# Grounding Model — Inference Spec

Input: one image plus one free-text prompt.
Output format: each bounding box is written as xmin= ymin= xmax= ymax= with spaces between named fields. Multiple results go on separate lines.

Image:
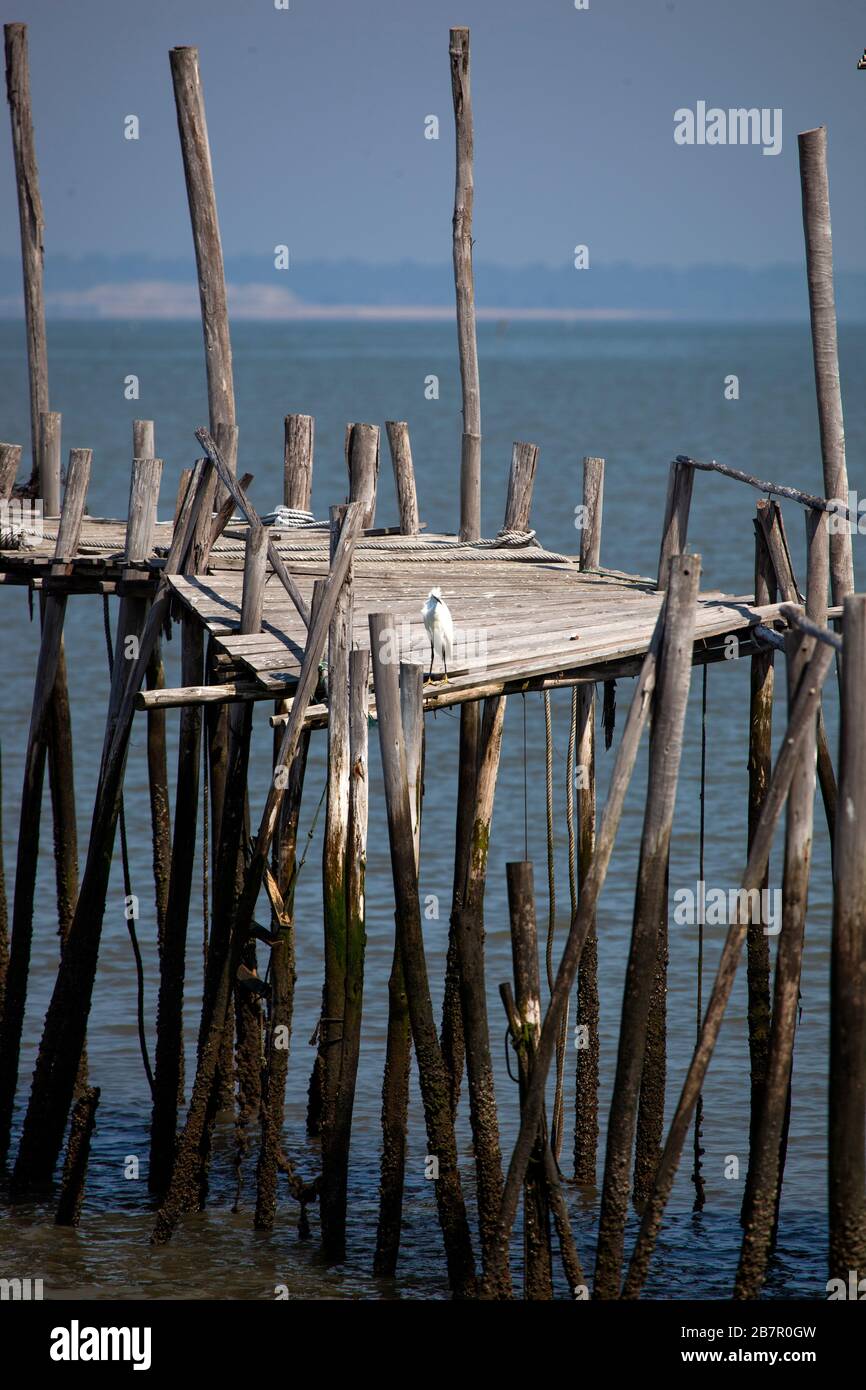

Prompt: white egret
xmin=422 ymin=587 xmax=453 ymax=682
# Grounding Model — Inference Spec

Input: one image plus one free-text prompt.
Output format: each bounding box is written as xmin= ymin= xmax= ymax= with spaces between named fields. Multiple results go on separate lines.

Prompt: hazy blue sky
xmin=2 ymin=0 xmax=865 ymax=269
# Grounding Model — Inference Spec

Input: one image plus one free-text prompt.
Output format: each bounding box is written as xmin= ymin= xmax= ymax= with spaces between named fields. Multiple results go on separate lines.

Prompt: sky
xmin=1 ymin=0 xmax=866 ymax=271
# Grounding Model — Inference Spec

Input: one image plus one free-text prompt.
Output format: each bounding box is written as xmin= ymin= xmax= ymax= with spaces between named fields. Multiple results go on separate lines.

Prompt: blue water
xmin=1 ymin=318 xmax=861 ymax=1299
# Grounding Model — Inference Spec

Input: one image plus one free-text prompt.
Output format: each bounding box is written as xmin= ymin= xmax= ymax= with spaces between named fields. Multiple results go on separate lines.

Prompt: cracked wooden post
xmin=506 ymin=861 xmax=552 ymax=1299
xmin=320 ymin=505 xmax=354 ymax=1259
xmin=798 ymin=126 xmax=854 ymax=609
xmin=594 ymin=553 xmax=701 ymax=1299
xmin=0 ymin=447 xmax=91 ymax=1166
xmin=345 ymin=424 xmax=379 ymax=530
xmin=574 ymin=455 xmax=603 ymax=1184
xmin=170 ymin=46 xmax=236 ymax=482
xmin=0 ymin=442 xmax=22 ymax=499
xmin=369 ymin=610 xmax=477 ymax=1298
xmin=657 ymin=459 xmax=694 ymax=588
xmin=13 ymin=456 xmax=215 ymax=1191
xmin=374 ymin=660 xmax=422 ymax=1275
xmin=829 ymin=594 xmax=866 ymax=1282
xmin=386 ymin=422 xmax=420 ymax=536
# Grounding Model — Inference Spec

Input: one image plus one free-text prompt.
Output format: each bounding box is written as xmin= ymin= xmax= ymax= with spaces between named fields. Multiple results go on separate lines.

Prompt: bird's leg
xmin=443 ymin=654 xmax=449 ymax=684
xmin=429 ymin=641 xmax=435 ymax=682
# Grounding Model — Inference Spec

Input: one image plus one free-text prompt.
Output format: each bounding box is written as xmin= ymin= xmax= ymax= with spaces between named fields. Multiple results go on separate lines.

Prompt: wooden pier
xmin=1 ymin=19 xmax=864 ymax=1303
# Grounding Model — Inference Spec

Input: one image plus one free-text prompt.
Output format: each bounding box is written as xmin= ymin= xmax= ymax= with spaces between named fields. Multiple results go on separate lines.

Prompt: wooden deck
xmin=0 ymin=519 xmax=786 ymax=701
xmin=169 ymin=528 xmax=783 ymax=697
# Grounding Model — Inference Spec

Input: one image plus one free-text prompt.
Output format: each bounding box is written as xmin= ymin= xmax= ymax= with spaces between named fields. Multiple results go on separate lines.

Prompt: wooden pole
xmin=385 ymin=422 xmax=420 ymax=536
xmin=4 ymin=23 xmax=47 ymax=489
xmin=0 ymin=442 xmax=22 ymax=499
xmin=284 ymin=414 xmax=314 ymax=510
xmin=374 ymin=660 xmax=422 ymax=1275
xmin=135 ymin=422 xmax=172 ymax=945
xmin=149 ymin=469 xmax=216 ymax=1195
xmin=623 ymin=637 xmax=836 ymax=1298
xmin=345 ymin=423 xmax=379 ymax=530
xmin=13 ymin=456 xmax=216 ymax=1191
xmin=369 ymin=610 xmax=477 ymax=1297
xmin=320 ymin=505 xmax=354 ymax=1258
xmin=740 ymin=512 xmax=776 ymax=1225
xmin=503 ymin=443 xmax=539 ymax=533
xmin=38 ymin=411 xmax=61 ymax=517
xmin=329 ymin=647 xmax=370 ymax=1247
xmin=828 ymin=593 xmax=866 ymax=1280
xmin=657 ymin=459 xmax=694 ymax=587
xmin=574 ymin=456 xmax=603 ymax=1184
xmin=488 ymin=606 xmax=668 ymax=1295
xmin=253 ymin=416 xmax=316 ymax=1225
xmin=450 ymin=26 xmax=481 ymax=542
xmin=170 ymin=48 xmax=236 ymax=473
xmin=735 ymin=627 xmax=817 ymax=1297
xmin=231 ymin=524 xmax=269 ymax=1157
xmin=594 ymin=553 xmax=701 ymax=1299
xmin=455 ymin=694 xmax=508 ymax=1292
xmin=54 ymin=1085 xmax=100 ymax=1227
xmin=0 ymin=448 xmax=91 ymax=1165
xmin=798 ymin=126 xmax=854 ymax=606
xmin=756 ymin=499 xmax=837 ymax=849
xmin=506 ymin=861 xmax=553 ymax=1299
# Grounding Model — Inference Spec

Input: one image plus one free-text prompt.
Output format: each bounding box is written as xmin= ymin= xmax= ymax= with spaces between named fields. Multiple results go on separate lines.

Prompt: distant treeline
xmin=2 ymin=254 xmax=866 ymax=320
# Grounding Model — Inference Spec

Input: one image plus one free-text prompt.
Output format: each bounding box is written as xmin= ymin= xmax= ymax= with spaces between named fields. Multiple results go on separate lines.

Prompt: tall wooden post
xmin=150 ymin=467 xmax=216 ymax=1194
xmin=798 ymin=127 xmax=854 ymax=606
xmin=595 ymin=554 xmax=700 ymax=1299
xmin=740 ymin=512 xmax=776 ymax=1225
xmin=450 ymin=26 xmax=481 ymax=542
xmin=320 ymin=505 xmax=354 ymax=1258
xmin=506 ymin=861 xmax=553 ymax=1299
xmin=829 ymin=594 xmax=866 ymax=1280
xmin=374 ymin=661 xmax=422 ymax=1275
xmin=4 ymin=23 xmax=48 ymax=489
xmin=735 ymin=621 xmax=818 ymax=1298
xmin=574 ymin=456 xmax=604 ymax=1184
xmin=369 ymin=610 xmax=476 ymax=1297
xmin=170 ymin=47 xmax=236 ymax=474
